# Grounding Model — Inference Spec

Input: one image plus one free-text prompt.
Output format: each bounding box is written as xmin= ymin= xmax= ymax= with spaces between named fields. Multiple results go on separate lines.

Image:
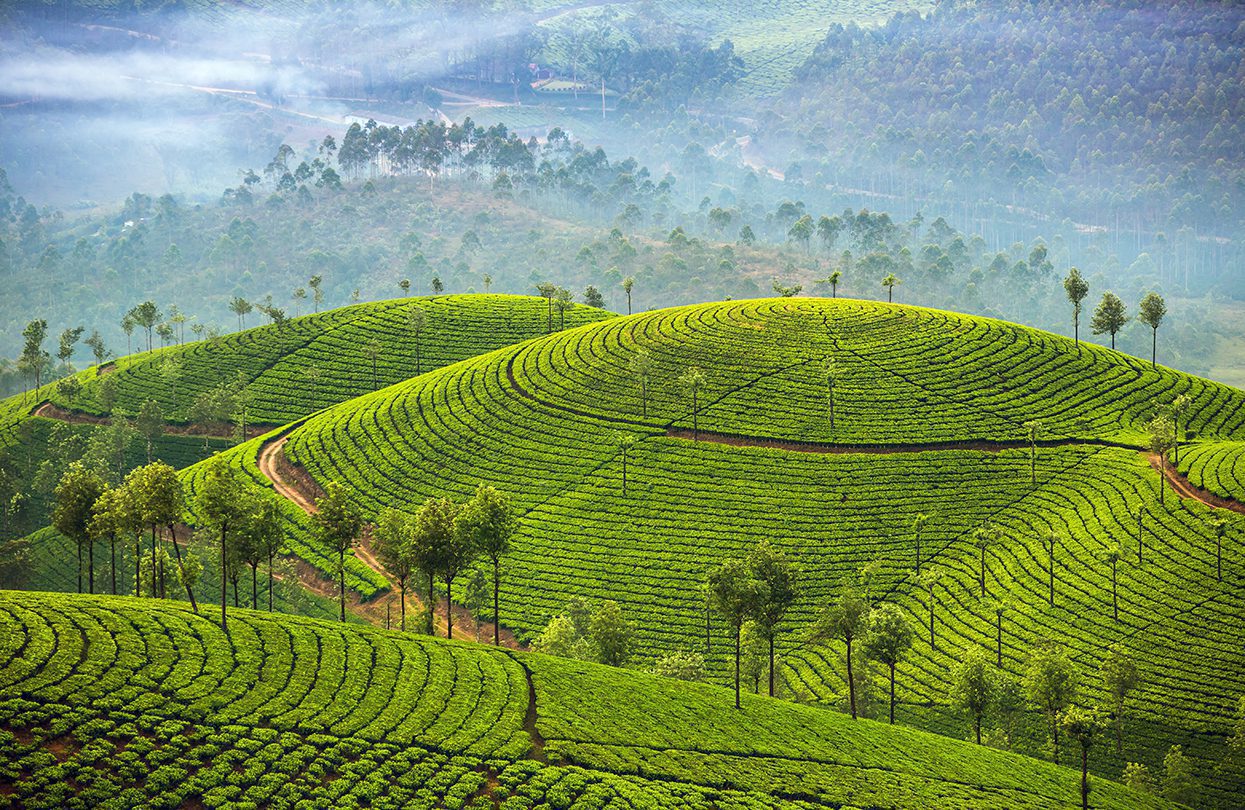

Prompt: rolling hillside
xmin=2 ymin=295 xmax=611 ymax=607
xmin=0 ymin=591 xmax=1172 ymax=809
xmin=266 ymin=298 xmax=1245 ymax=803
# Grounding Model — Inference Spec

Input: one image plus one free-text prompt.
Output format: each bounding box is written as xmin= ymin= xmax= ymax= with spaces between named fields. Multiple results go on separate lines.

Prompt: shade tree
xmin=863 ymin=602 xmax=914 ymax=724
xmin=312 ymin=481 xmax=364 ymax=623
xmin=1063 ymin=268 xmax=1089 ymax=346
xmin=815 ymin=585 xmax=870 ymax=719
xmin=950 ymin=646 xmax=993 ymax=744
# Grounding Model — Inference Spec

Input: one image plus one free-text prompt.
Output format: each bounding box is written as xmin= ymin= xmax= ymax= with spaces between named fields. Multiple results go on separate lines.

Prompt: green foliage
xmin=0 ymin=591 xmax=1173 ymax=810
xmin=277 ymin=298 xmax=1245 ymax=800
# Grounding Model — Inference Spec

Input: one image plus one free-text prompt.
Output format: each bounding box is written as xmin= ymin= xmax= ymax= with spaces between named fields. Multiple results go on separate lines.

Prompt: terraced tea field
xmin=31 ymin=293 xmax=612 ymax=429
xmin=273 ymin=298 xmax=1245 ymax=802
xmin=0 ymin=591 xmax=1172 ymax=809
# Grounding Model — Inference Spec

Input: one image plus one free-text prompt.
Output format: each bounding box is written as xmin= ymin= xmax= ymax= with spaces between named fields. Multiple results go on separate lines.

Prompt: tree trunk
xmin=768 ymin=633 xmax=775 ymax=697
xmin=168 ymin=524 xmax=198 ymax=613
xmin=338 ymin=548 xmax=346 ymax=622
xmin=232 ymin=574 xmax=238 ymax=608
xmin=136 ymin=536 xmax=141 ymax=597
xmin=928 ymin=592 xmax=935 ymax=650
xmin=980 ymin=548 xmax=986 ymax=598
xmin=1080 ymin=746 xmax=1089 ymax=810
xmin=150 ymin=526 xmax=157 ymax=598
xmin=888 ymin=662 xmax=896 ymax=724
xmin=77 ymin=539 xmax=82 ymax=594
xmin=733 ymin=623 xmax=741 ymax=710
xmin=110 ymin=536 xmax=117 ymax=595
xmin=268 ymin=552 xmax=274 ymax=612
xmin=88 ymin=539 xmax=94 ymax=594
xmin=1049 ymin=545 xmax=1055 ymax=605
xmin=446 ymin=576 xmax=454 ymax=640
xmin=251 ymin=564 xmax=258 ymax=609
xmin=492 ymin=558 xmax=500 ymax=645
xmin=846 ymin=637 xmax=857 ymax=719
xmin=1053 ymin=717 xmax=1060 ymax=764
xmin=1151 ymin=328 xmax=1157 ymax=369
xmin=705 ymin=596 xmax=711 ymax=653
xmin=400 ymin=579 xmax=407 ymax=631
xmin=975 ymin=715 xmax=981 ymax=745
xmin=220 ymin=523 xmax=228 ymax=629
xmin=692 ymin=390 xmax=699 ymax=441
xmin=997 ymin=615 xmax=1002 ymax=666
xmin=427 ymin=570 xmax=435 ymax=635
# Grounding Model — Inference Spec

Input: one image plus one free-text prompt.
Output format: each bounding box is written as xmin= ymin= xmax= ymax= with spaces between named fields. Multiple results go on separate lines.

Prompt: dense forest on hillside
xmin=763 ymin=0 xmax=1244 ymax=293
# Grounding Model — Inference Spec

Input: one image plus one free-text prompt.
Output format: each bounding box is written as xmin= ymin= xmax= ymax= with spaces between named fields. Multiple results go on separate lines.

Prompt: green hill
xmin=0 ymin=590 xmax=1172 ymax=809
xmin=0 ymin=294 xmax=612 ymax=539
xmin=2 ymin=295 xmax=611 ymax=611
xmin=271 ymin=298 xmax=1245 ymax=803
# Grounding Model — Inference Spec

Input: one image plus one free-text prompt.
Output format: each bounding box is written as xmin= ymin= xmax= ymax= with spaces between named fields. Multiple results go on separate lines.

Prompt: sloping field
xmin=24 ymin=294 xmax=611 ymax=430
xmin=277 ymin=298 xmax=1245 ymax=802
xmin=0 ymin=591 xmax=1172 ymax=809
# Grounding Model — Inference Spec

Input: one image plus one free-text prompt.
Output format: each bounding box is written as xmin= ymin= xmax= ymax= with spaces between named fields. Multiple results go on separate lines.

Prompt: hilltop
xmin=0 ymin=294 xmax=611 ymax=596
xmin=263 ymin=298 xmax=1245 ymax=802
xmin=0 ymin=591 xmax=1171 ymax=809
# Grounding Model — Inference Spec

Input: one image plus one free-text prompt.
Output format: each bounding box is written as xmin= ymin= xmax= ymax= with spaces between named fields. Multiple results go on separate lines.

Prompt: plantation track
xmin=32 ymin=400 xmax=278 ymax=439
xmin=258 ymin=426 xmax=521 ymax=646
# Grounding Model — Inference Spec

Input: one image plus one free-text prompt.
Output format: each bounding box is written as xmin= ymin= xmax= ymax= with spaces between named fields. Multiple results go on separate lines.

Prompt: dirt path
xmin=1147 ymin=453 xmax=1245 ymax=515
xmin=32 ymin=401 xmax=276 ymax=440
xmin=666 ymin=427 xmax=1122 ymax=455
xmin=256 ymin=429 xmax=521 ymax=646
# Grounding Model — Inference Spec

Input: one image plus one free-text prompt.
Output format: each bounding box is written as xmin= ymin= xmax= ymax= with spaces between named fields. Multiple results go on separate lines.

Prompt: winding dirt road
xmin=256 ymin=428 xmax=520 ymax=645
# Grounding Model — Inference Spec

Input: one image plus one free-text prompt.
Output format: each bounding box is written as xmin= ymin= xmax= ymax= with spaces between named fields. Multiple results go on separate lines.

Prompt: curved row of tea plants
xmin=0 ymin=591 xmax=1171 ymax=809
xmin=279 ymin=298 xmax=1245 ymax=803
xmin=1178 ymin=440 xmax=1245 ymax=504
xmin=37 ymin=294 xmax=611 ymax=428
xmin=505 ymin=299 xmax=1245 ymax=445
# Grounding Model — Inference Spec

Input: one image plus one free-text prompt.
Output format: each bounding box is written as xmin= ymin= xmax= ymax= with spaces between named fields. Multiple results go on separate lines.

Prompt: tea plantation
xmin=275 ymin=298 xmax=1245 ymax=803
xmin=25 ymin=293 xmax=612 ymax=430
xmin=0 ymin=591 xmax=1173 ymax=809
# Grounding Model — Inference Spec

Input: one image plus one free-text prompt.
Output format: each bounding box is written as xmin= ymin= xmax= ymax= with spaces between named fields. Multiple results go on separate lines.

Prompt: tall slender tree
xmin=1060 ymin=706 xmax=1106 ymax=810
xmin=917 ymin=566 xmax=942 ymax=649
xmin=52 ymin=462 xmax=106 ymax=594
xmin=881 ymin=273 xmax=900 ymax=303
xmin=312 ymin=481 xmax=363 ymax=623
xmin=375 ymin=508 xmax=415 ymax=631
xmin=454 ymin=485 xmax=515 ymax=645
xmin=1147 ymin=415 xmax=1176 ymax=504
xmin=950 ymin=646 xmax=993 ymax=744
xmin=622 ymin=276 xmax=635 ymax=315
xmin=1024 ymin=642 xmax=1079 ymax=764
xmin=629 ymin=349 xmax=653 ymax=419
xmin=749 ymin=540 xmax=798 ymax=697
xmin=1138 ymin=292 xmax=1167 ymax=369
xmin=1063 ymin=268 xmax=1089 ymax=346
xmin=1023 ymin=420 xmax=1043 ymax=485
xmin=913 ymin=513 xmax=929 ymax=573
xmin=679 ymin=366 xmax=707 ymax=441
xmin=1099 ymin=643 xmax=1139 ymax=754
xmin=816 ymin=585 xmax=870 ymax=719
xmin=707 ymin=557 xmax=762 ymax=709
xmin=411 ymin=496 xmax=456 ymax=635
xmin=1090 ymin=292 xmax=1128 ymax=349
xmin=864 ymin=603 xmax=914 ymax=724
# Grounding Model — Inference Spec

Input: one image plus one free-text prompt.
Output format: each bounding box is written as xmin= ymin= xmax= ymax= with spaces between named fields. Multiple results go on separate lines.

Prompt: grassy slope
xmin=3 ymin=295 xmax=612 ymax=597
xmin=281 ymin=297 xmax=1245 ymax=803
xmin=0 ymin=591 xmax=1171 ymax=809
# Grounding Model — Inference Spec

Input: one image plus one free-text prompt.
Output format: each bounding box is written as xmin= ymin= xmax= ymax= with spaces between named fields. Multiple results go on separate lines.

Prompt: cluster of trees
xmin=367 ymin=485 xmax=515 ymax=642
xmin=52 ymin=454 xmax=288 ymax=626
xmin=705 ymin=541 xmax=798 ymax=708
xmin=784 ymin=1 xmax=1245 ymax=263
xmin=1063 ymin=269 xmax=1168 ymax=364
xmin=530 ymin=597 xmax=635 ymax=668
